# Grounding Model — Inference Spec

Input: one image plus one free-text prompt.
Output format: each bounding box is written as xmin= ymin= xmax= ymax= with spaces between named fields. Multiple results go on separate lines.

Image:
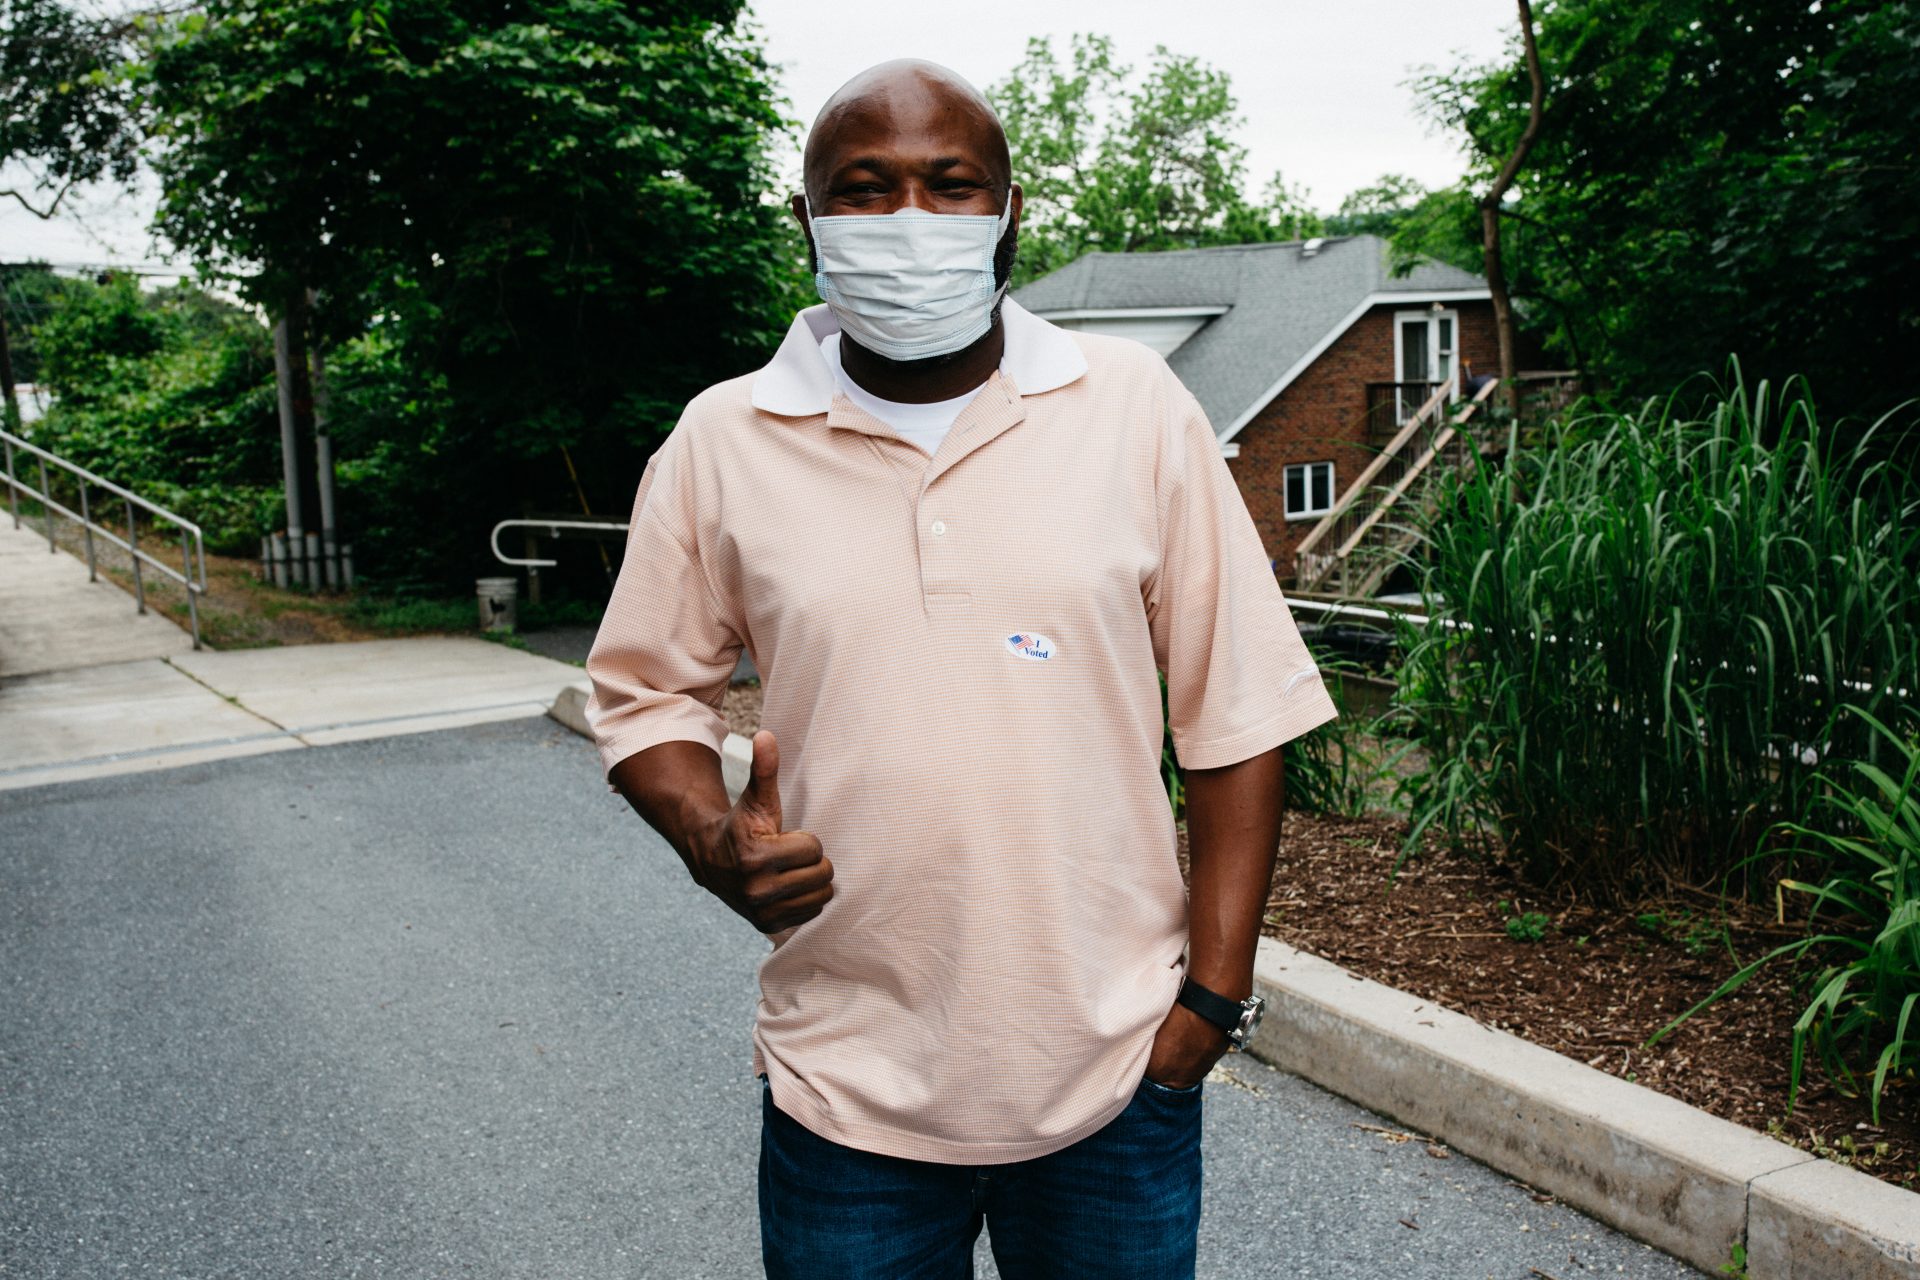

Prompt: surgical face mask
xmin=806 ymin=192 xmax=1014 ymax=363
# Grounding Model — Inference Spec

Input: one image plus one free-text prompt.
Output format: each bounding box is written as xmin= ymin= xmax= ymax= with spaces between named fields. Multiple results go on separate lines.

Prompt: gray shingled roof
xmin=1011 ymin=234 xmax=1487 ymax=436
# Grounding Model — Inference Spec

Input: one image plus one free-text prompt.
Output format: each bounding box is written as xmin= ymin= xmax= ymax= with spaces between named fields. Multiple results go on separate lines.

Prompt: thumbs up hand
xmin=691 ymin=730 xmax=834 ymax=934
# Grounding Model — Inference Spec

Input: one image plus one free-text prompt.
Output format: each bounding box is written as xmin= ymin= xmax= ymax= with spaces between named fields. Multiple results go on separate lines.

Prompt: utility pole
xmin=270 ymin=284 xmax=320 ymax=584
xmin=307 ymin=287 xmax=341 ymax=587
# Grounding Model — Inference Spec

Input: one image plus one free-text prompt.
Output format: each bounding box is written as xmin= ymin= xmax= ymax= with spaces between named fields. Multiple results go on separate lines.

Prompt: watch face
xmin=1234 ymin=996 xmax=1265 ymax=1046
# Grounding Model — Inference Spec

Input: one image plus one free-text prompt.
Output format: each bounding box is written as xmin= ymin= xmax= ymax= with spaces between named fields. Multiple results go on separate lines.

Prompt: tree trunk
xmin=1482 ymin=205 xmax=1520 ymax=414
xmin=1480 ymin=0 xmax=1545 ymax=415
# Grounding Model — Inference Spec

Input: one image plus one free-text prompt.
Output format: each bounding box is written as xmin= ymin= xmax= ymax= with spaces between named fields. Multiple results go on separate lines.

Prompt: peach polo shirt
xmin=583 ymin=297 xmax=1338 ymax=1164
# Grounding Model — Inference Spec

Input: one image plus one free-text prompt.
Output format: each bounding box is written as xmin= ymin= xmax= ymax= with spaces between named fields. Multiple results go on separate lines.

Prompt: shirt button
xmin=931 ymin=520 xmax=947 ymax=537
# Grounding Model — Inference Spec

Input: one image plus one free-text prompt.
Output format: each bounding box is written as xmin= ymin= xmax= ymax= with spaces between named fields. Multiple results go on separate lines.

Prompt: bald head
xmin=800 ymin=59 xmax=1013 ymax=212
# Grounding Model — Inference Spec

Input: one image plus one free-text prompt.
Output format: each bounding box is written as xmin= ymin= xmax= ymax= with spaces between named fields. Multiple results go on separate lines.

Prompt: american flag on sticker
xmin=1005 ymin=632 xmax=1055 ymax=660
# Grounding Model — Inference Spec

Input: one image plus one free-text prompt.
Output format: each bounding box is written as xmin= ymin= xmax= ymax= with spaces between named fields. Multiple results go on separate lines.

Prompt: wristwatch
xmin=1176 ymin=976 xmax=1265 ymax=1052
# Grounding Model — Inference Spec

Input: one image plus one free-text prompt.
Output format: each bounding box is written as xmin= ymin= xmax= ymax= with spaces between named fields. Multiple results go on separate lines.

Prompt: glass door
xmin=1396 ymin=310 xmax=1458 ymax=422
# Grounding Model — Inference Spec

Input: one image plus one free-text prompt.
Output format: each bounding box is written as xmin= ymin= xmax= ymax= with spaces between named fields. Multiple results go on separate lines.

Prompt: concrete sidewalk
xmin=0 ymin=522 xmax=584 ymax=789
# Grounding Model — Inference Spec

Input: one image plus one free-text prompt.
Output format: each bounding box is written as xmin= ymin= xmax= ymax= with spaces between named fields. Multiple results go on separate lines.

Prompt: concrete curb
xmin=548 ymin=681 xmax=751 ymax=799
xmin=544 ymin=684 xmax=1918 ymax=1277
xmin=1249 ymin=936 xmax=1920 ymax=1278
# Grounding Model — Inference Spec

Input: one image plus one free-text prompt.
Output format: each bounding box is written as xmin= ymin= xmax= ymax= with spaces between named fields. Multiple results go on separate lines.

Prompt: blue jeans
xmin=757 ymin=1071 xmax=1204 ymax=1279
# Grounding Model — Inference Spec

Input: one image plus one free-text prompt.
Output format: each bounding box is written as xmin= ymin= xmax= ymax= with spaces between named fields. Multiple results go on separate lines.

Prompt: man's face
xmin=793 ymin=69 xmax=1021 ymax=285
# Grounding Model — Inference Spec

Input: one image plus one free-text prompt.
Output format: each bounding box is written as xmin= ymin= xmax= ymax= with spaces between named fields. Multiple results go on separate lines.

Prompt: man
xmin=584 ymin=59 xmax=1336 ymax=1279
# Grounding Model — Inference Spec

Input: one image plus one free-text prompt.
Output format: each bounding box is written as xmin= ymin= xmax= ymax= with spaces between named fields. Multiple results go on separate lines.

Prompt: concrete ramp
xmin=0 ymin=520 xmax=192 ymax=677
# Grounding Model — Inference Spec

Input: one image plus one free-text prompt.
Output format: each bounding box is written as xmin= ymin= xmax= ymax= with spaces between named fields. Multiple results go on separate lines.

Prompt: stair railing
xmin=1293 ymin=377 xmax=1499 ymax=597
xmin=2 ymin=427 xmax=208 ymax=648
xmin=1293 ymin=380 xmax=1454 ymax=592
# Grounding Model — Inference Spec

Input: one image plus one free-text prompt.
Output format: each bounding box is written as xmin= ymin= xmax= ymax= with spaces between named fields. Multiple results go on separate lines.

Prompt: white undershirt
xmin=820 ymin=333 xmax=987 ymax=457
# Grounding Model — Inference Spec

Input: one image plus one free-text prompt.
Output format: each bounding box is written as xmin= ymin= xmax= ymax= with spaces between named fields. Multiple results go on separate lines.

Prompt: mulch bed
xmin=1178 ymin=813 xmax=1917 ymax=1191
xmin=728 ymin=679 xmax=1916 ymax=1190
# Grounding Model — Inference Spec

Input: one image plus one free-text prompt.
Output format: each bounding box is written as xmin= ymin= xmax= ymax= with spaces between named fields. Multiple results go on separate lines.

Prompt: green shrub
xmin=21 ymin=275 xmax=284 ymax=555
xmin=1393 ymin=364 xmax=1919 ymax=898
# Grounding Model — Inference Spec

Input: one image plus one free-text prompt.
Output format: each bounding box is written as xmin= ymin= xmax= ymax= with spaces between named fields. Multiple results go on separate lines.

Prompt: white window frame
xmin=1393 ymin=308 xmax=1460 ymax=395
xmin=1283 ymin=461 xmax=1336 ymax=521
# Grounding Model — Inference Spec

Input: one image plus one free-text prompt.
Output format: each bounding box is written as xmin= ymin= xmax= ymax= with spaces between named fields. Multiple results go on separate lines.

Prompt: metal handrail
xmin=1293 ymin=377 xmax=1501 ymax=597
xmin=1293 ymin=379 xmax=1455 ymax=572
xmin=1 ymin=427 xmax=208 ymax=648
xmin=489 ymin=518 xmax=628 ymax=568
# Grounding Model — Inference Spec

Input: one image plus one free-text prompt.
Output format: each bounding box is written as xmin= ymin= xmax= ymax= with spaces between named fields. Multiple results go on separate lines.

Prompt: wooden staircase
xmin=1292 ymin=377 xmax=1501 ymax=598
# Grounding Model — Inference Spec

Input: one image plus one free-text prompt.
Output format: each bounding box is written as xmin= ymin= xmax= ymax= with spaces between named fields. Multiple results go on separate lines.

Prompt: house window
xmin=1284 ymin=461 xmax=1335 ymax=520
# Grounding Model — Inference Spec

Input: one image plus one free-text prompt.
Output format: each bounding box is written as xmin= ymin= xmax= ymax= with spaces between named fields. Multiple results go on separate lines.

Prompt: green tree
xmin=990 ymin=34 xmax=1321 ymax=286
xmin=0 ymin=0 xmax=144 ymax=429
xmin=29 ymin=273 xmax=284 ymax=551
xmin=1323 ymin=174 xmax=1428 ymax=238
xmin=1404 ymin=0 xmax=1920 ymax=419
xmin=0 ymin=0 xmax=142 ymax=218
xmin=137 ymin=0 xmax=805 ymax=585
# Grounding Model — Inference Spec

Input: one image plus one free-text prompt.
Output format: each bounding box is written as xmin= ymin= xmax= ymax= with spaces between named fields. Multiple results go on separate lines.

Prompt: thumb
xmin=738 ymin=729 xmax=783 ymax=831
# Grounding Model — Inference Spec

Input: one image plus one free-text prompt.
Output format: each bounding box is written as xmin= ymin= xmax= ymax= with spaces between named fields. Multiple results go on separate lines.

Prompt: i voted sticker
xmin=1005 ymin=632 xmax=1055 ymax=661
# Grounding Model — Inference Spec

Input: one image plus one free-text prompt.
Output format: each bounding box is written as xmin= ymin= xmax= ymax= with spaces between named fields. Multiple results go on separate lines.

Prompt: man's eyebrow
xmin=830 ymin=155 xmax=896 ymax=179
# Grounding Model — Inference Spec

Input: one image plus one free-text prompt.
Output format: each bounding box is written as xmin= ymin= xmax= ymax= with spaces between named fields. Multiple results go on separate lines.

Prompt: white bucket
xmin=476 ymin=576 xmax=519 ymax=632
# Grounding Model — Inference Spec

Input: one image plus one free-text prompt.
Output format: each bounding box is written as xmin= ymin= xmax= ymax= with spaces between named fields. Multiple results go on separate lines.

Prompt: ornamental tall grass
xmin=1393 ymin=366 xmax=1919 ymax=899
xmin=1652 ymin=707 xmax=1920 ymax=1123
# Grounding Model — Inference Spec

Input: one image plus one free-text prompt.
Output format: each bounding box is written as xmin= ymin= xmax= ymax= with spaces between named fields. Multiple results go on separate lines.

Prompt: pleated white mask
xmin=807 ymin=193 xmax=1014 ymax=362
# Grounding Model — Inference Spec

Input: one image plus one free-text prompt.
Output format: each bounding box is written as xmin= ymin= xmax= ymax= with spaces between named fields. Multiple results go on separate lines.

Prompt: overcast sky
xmin=1 ymin=0 xmax=1520 ymax=278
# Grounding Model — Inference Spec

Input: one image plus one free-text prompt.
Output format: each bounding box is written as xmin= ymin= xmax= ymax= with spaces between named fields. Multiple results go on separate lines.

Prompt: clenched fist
xmin=689 ymin=730 xmax=834 ymax=933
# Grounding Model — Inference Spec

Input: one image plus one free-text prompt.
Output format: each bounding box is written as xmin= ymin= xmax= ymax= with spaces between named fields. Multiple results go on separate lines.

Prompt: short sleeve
xmin=583 ymin=431 xmax=743 ymax=792
xmin=1146 ymin=375 xmax=1338 ymax=770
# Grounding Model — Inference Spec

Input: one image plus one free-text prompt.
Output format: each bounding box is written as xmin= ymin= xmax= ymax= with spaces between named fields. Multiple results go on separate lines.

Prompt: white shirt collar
xmin=749 ymin=296 xmax=1089 ymax=417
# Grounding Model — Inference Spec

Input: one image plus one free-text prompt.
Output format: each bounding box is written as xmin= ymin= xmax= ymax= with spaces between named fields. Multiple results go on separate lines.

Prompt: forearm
xmin=1181 ymin=744 xmax=1286 ymax=1000
xmin=609 ymin=739 xmax=733 ymax=883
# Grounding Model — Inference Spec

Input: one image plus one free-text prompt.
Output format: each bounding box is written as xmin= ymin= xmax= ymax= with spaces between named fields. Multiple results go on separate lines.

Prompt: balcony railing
xmin=1364 ymin=381 xmax=1448 ymax=439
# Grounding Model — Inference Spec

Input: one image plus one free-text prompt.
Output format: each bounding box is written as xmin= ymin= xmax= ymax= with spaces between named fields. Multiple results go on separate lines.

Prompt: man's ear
xmin=791 ymin=192 xmax=816 ymax=273
xmin=993 ymin=183 xmax=1022 ymax=292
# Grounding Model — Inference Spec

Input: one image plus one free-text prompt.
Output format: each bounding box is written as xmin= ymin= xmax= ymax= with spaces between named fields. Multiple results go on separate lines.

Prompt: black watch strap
xmin=1176 ymin=976 xmax=1244 ymax=1037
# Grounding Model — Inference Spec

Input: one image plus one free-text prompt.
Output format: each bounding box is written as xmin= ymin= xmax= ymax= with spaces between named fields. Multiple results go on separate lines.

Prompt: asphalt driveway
xmin=0 ymin=716 xmax=1702 ymax=1278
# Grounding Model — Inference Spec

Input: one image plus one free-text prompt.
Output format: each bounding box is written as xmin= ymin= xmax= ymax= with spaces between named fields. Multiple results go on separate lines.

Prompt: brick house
xmin=1012 ymin=234 xmax=1536 ymax=574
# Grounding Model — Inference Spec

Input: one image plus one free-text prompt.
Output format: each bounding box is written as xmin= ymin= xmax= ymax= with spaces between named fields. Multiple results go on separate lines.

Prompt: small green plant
xmin=1637 ymin=908 xmax=1722 ymax=957
xmin=1495 ymin=899 xmax=1552 ymax=942
xmin=1505 ymin=911 xmax=1552 ymax=943
xmin=1720 ymin=1240 xmax=1748 ymax=1278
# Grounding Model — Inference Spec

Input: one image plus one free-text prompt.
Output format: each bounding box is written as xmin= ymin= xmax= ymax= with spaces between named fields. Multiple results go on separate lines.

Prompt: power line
xmin=1 ymin=258 xmax=198 ymax=278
